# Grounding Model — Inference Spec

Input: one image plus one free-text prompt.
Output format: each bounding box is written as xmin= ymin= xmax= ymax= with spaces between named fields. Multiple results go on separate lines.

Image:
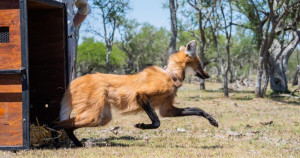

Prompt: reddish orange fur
xmin=56 ymin=41 xmax=208 ymax=130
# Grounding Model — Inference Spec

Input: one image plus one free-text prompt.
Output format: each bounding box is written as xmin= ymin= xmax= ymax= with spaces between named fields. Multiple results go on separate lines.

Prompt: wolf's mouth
xmin=195 ymin=71 xmax=210 ymax=79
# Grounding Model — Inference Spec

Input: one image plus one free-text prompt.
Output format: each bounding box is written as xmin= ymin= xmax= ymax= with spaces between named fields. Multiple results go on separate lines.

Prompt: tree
xmin=233 ymin=0 xmax=300 ymax=97
xmin=184 ymin=0 xmax=215 ymax=90
xmin=92 ymin=0 xmax=130 ymax=73
xmin=220 ymin=0 xmax=234 ymax=83
xmin=74 ymin=24 xmax=82 ymax=79
xmin=210 ymin=10 xmax=228 ymax=96
xmin=118 ymin=22 xmax=170 ymax=74
xmin=76 ymin=37 xmax=126 ymax=76
xmin=168 ymin=0 xmax=179 ymax=55
xmin=209 ymin=0 xmax=233 ymax=97
xmin=269 ymin=30 xmax=300 ymax=92
xmin=230 ymin=28 xmax=258 ymax=80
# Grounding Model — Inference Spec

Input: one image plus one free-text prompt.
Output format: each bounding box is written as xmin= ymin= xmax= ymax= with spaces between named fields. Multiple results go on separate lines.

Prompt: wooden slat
xmin=0 ymin=74 xmax=22 ymax=93
xmin=0 ymin=102 xmax=23 ymax=146
xmin=0 ymin=0 xmax=19 ymax=10
xmin=0 ymin=74 xmax=22 ymax=146
xmin=0 ymin=9 xmax=21 ymax=70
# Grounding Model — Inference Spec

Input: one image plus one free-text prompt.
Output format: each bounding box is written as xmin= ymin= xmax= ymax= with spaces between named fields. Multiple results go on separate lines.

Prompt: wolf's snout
xmin=195 ymin=70 xmax=210 ymax=79
xmin=205 ymin=74 xmax=210 ymax=78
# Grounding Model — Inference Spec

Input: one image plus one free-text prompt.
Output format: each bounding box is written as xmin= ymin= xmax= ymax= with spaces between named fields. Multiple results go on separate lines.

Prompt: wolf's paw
xmin=134 ymin=123 xmax=145 ymax=129
xmin=208 ymin=116 xmax=219 ymax=127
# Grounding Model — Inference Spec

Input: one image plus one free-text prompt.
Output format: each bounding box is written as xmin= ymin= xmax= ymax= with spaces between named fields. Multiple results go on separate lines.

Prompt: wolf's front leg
xmin=181 ymin=107 xmax=218 ymax=127
xmin=160 ymin=106 xmax=218 ymax=127
xmin=135 ymin=94 xmax=160 ymax=129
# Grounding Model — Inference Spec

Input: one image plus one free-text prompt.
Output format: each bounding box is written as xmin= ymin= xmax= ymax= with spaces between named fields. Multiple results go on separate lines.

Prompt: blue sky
xmin=79 ymin=0 xmax=170 ymax=43
xmin=127 ymin=0 xmax=170 ymax=29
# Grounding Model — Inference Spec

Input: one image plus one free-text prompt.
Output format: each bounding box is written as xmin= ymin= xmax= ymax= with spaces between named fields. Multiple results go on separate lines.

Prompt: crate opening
xmin=27 ymin=1 xmax=67 ymax=125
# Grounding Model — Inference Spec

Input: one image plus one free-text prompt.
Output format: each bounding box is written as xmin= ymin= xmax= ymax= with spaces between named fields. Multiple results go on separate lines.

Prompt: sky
xmin=79 ymin=0 xmax=170 ymax=43
xmin=127 ymin=0 xmax=170 ymax=29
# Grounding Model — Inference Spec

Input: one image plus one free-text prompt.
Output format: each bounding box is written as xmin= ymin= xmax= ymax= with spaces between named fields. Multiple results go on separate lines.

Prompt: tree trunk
xmin=106 ymin=46 xmax=112 ymax=73
xmin=199 ymin=46 xmax=206 ymax=89
xmin=125 ymin=59 xmax=134 ymax=74
xmin=269 ymin=61 xmax=288 ymax=92
xmin=73 ymin=24 xmax=81 ymax=79
xmin=198 ymin=11 xmax=206 ymax=90
xmin=212 ymin=28 xmax=228 ymax=97
xmin=229 ymin=67 xmax=234 ymax=83
xmin=292 ymin=65 xmax=300 ymax=85
xmin=168 ymin=0 xmax=177 ymax=55
xmin=269 ymin=30 xmax=300 ymax=93
xmin=216 ymin=66 xmax=221 ymax=82
xmin=298 ymin=73 xmax=300 ymax=90
xmin=255 ymin=55 xmax=265 ymax=97
xmin=255 ymin=25 xmax=269 ymax=98
xmin=262 ymin=62 xmax=270 ymax=95
xmin=225 ymin=42 xmax=233 ymax=86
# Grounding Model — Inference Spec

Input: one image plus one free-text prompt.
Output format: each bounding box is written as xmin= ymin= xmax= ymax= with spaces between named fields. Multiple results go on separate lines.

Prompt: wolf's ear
xmin=179 ymin=46 xmax=186 ymax=51
xmin=185 ymin=40 xmax=197 ymax=57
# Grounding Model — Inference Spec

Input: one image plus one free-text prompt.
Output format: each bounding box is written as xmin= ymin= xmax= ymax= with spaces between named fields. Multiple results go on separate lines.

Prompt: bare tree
xmin=209 ymin=0 xmax=233 ymax=97
xmin=92 ymin=0 xmax=130 ymax=73
xmin=186 ymin=0 xmax=215 ymax=90
xmin=169 ymin=0 xmax=179 ymax=55
xmin=210 ymin=15 xmax=228 ymax=96
xmin=220 ymin=0 xmax=233 ymax=84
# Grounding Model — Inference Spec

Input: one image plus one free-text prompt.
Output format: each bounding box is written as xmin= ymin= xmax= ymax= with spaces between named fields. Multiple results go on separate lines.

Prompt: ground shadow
xmin=81 ymin=135 xmax=145 ymax=148
xmin=201 ymin=144 xmax=223 ymax=149
xmin=231 ymin=96 xmax=254 ymax=101
xmin=32 ymin=135 xmax=225 ymax=150
xmin=205 ymin=89 xmax=255 ymax=94
xmin=269 ymin=97 xmax=300 ymax=106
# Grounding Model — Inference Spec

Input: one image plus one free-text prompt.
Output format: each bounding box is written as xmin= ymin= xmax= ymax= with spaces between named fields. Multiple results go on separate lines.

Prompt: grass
xmin=1 ymin=82 xmax=300 ymax=158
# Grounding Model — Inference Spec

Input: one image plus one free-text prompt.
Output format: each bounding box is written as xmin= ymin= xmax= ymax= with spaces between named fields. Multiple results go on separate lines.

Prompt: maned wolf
xmin=54 ymin=40 xmax=218 ymax=147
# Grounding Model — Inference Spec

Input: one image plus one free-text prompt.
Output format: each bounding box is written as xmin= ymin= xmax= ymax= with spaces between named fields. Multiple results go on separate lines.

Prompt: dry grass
xmin=1 ymin=82 xmax=300 ymax=158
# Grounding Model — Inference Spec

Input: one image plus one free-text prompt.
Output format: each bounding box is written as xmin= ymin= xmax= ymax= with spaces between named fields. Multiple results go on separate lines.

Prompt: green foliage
xmin=177 ymin=30 xmax=193 ymax=49
xmin=230 ymin=28 xmax=258 ymax=79
xmin=117 ymin=21 xmax=170 ymax=74
xmin=76 ymin=37 xmax=126 ymax=75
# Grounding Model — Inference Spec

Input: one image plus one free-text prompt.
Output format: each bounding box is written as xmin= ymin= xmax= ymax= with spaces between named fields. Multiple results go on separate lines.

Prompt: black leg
xmin=135 ymin=95 xmax=160 ymax=129
xmin=51 ymin=130 xmax=59 ymax=148
xmin=177 ymin=107 xmax=218 ymax=127
xmin=65 ymin=129 xmax=83 ymax=147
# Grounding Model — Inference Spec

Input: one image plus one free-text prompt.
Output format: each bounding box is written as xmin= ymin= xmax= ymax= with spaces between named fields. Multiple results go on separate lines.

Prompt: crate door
xmin=0 ymin=9 xmax=25 ymax=148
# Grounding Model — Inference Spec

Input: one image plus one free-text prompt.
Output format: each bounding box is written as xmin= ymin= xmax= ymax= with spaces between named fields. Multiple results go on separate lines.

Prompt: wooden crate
xmin=0 ymin=0 xmax=67 ymax=150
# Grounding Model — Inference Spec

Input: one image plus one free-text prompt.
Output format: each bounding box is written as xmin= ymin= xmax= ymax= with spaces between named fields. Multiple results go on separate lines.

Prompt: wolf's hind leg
xmin=65 ymin=128 xmax=83 ymax=147
xmin=135 ymin=94 xmax=160 ymax=129
xmin=160 ymin=106 xmax=218 ymax=127
xmin=52 ymin=118 xmax=83 ymax=147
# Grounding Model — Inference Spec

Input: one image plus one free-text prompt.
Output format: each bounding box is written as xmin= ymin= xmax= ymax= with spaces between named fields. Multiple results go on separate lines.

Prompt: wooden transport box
xmin=0 ymin=0 xmax=68 ymax=150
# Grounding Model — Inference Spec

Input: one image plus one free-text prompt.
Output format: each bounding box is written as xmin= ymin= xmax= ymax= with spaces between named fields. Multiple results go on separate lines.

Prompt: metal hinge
xmin=0 ymin=67 xmax=26 ymax=80
xmin=0 ymin=67 xmax=25 ymax=74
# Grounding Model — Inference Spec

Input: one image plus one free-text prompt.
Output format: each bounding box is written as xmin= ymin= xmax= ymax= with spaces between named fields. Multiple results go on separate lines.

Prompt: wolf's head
xmin=178 ymin=40 xmax=210 ymax=79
